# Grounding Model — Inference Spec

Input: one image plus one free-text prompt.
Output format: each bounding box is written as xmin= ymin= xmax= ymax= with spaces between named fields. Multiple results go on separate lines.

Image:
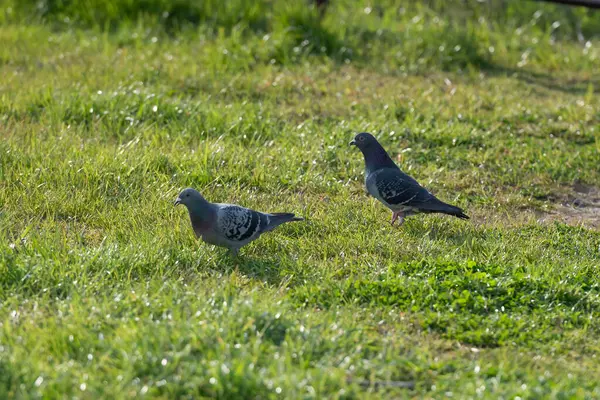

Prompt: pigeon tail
xmin=430 ymin=203 xmax=470 ymax=220
xmin=443 ymin=206 xmax=470 ymax=220
xmin=418 ymin=199 xmax=469 ymax=220
xmin=260 ymin=212 xmax=303 ymax=233
xmin=269 ymin=213 xmax=304 ymax=223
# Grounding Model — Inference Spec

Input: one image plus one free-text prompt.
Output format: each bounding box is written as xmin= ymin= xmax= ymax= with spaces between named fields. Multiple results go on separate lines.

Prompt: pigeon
xmin=350 ymin=132 xmax=469 ymax=226
xmin=174 ymin=188 xmax=303 ymax=255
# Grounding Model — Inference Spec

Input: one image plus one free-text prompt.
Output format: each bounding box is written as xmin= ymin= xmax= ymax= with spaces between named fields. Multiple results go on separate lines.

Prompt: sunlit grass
xmin=1 ymin=0 xmax=600 ymax=398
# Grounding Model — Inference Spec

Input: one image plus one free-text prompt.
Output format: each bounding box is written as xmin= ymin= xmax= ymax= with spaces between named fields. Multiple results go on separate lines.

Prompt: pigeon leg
xmin=229 ymin=247 xmax=239 ymax=257
xmin=396 ymin=213 xmax=405 ymax=226
xmin=391 ymin=211 xmax=405 ymax=226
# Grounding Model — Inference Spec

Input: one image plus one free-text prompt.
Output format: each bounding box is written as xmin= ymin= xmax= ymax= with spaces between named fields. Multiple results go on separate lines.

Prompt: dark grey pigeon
xmin=174 ymin=188 xmax=303 ymax=255
xmin=350 ymin=132 xmax=469 ymax=226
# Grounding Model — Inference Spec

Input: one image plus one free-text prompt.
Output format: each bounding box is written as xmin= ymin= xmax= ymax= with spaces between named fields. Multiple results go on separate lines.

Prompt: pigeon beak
xmin=349 ymin=139 xmax=357 ymax=146
xmin=174 ymin=198 xmax=182 ymax=206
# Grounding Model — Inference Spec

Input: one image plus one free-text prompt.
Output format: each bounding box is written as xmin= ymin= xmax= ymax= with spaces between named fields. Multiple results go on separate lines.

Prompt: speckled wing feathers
xmin=217 ymin=205 xmax=269 ymax=243
xmin=373 ymin=168 xmax=433 ymax=207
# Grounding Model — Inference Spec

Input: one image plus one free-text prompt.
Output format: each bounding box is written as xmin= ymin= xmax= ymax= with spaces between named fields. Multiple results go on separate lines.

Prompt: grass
xmin=1 ymin=0 xmax=600 ymax=397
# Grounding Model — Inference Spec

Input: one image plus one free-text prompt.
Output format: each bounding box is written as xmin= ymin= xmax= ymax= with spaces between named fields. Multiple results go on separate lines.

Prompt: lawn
xmin=1 ymin=0 xmax=600 ymax=398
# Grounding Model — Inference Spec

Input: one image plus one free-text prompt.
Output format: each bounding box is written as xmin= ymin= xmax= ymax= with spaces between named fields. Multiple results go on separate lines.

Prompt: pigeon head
xmin=349 ymin=132 xmax=378 ymax=150
xmin=174 ymin=188 xmax=206 ymax=208
xmin=350 ymin=132 xmax=397 ymax=171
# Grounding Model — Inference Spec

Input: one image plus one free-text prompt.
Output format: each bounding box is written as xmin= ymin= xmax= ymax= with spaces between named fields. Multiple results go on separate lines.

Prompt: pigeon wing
xmin=373 ymin=168 xmax=434 ymax=207
xmin=215 ymin=205 xmax=270 ymax=243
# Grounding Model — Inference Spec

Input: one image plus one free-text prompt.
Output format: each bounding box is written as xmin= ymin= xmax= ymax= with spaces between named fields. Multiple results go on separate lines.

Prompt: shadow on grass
xmin=404 ymin=220 xmax=482 ymax=247
xmin=211 ymin=252 xmax=288 ymax=286
xmin=484 ymin=64 xmax=600 ymax=95
xmin=17 ymin=0 xmax=271 ymax=33
xmin=347 ymin=25 xmax=494 ymax=72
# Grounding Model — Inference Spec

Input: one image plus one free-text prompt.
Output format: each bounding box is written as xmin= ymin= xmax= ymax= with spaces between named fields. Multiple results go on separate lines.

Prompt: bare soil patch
xmin=537 ymin=183 xmax=600 ymax=229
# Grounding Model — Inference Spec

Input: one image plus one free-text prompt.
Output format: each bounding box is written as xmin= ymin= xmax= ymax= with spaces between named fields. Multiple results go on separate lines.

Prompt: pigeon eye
xmin=359 ymin=136 xmax=365 ymax=141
